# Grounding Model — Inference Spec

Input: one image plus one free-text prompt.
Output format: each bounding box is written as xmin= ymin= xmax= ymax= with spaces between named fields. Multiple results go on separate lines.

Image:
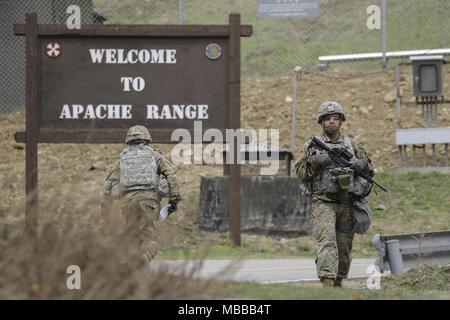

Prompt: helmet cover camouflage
xmin=317 ymin=101 xmax=346 ymax=123
xmin=126 ymin=125 xmax=152 ymax=144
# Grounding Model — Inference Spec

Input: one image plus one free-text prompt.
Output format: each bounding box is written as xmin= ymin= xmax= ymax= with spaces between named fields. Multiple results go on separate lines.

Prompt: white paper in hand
xmin=159 ymin=204 xmax=171 ymax=222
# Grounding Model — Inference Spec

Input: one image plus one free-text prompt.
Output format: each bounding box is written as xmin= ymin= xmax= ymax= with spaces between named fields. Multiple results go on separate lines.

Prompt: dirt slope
xmin=1 ymin=67 xmax=449 ymax=236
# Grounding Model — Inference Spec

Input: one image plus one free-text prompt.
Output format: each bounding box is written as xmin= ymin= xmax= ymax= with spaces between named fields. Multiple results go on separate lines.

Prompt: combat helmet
xmin=317 ymin=101 xmax=346 ymax=123
xmin=125 ymin=125 xmax=152 ymax=144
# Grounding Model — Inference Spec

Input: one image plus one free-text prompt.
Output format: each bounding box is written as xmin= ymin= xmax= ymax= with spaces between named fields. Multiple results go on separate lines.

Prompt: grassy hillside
xmin=93 ymin=0 xmax=450 ymax=75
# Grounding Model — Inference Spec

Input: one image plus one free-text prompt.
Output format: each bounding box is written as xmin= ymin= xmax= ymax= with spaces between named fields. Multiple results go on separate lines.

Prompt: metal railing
xmin=318 ymin=48 xmax=450 ymax=69
xmin=373 ymin=230 xmax=450 ymax=274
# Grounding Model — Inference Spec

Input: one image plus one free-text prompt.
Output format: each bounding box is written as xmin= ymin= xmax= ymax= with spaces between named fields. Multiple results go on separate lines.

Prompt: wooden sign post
xmin=15 ymin=13 xmax=251 ymax=245
xmin=229 ymin=14 xmax=241 ymax=247
xmin=24 ymin=13 xmax=39 ymax=237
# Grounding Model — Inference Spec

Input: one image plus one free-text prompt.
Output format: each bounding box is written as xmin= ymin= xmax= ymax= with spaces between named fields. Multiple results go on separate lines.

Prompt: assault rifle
xmin=309 ymin=136 xmax=387 ymax=192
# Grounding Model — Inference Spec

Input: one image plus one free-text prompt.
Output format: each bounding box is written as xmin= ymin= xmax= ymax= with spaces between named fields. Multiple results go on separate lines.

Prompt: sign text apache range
xmin=59 ymin=104 xmax=209 ymax=120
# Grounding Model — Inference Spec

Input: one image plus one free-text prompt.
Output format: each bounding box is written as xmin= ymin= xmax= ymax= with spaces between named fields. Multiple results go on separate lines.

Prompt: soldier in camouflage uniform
xmin=295 ymin=102 xmax=374 ymax=288
xmin=102 ymin=125 xmax=182 ymax=267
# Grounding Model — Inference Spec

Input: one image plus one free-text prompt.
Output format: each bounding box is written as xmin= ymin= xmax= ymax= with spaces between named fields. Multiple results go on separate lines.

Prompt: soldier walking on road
xmin=295 ymin=102 xmax=374 ymax=288
xmin=102 ymin=125 xmax=182 ymax=267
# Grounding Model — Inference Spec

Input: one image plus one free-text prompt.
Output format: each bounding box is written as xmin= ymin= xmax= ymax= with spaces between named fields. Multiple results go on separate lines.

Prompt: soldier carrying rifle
xmin=295 ymin=101 xmax=385 ymax=288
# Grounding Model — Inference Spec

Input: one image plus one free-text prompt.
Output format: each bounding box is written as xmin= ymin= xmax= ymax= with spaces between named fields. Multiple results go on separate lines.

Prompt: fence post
xmin=381 ymin=0 xmax=387 ymax=69
xmin=229 ymin=13 xmax=241 ymax=247
xmin=396 ymin=63 xmax=401 ymax=126
xmin=290 ymin=69 xmax=298 ymax=176
xmin=179 ymin=0 xmax=183 ymax=24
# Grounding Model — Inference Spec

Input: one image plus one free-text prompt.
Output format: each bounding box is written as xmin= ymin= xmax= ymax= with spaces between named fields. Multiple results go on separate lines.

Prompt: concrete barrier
xmin=198 ymin=176 xmax=313 ymax=236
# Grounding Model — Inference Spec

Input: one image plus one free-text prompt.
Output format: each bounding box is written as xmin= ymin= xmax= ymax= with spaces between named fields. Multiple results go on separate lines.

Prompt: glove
xmin=351 ymin=159 xmax=368 ymax=174
xmin=312 ymin=152 xmax=331 ymax=168
xmin=168 ymin=201 xmax=177 ymax=215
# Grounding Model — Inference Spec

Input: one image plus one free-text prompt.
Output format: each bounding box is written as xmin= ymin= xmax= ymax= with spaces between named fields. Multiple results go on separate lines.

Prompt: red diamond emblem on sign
xmin=46 ymin=42 xmax=61 ymax=58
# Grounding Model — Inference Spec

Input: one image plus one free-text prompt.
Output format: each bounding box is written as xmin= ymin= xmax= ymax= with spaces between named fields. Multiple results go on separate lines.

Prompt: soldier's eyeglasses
xmin=323 ymin=115 xmax=341 ymax=121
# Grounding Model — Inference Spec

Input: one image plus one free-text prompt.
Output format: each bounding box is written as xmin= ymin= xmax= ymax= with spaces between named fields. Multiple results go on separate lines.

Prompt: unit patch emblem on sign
xmin=46 ymin=42 xmax=61 ymax=58
xmin=205 ymin=43 xmax=222 ymax=60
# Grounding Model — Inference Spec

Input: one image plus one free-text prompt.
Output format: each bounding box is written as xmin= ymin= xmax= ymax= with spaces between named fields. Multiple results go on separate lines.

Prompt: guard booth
xmin=395 ymin=55 xmax=450 ymax=167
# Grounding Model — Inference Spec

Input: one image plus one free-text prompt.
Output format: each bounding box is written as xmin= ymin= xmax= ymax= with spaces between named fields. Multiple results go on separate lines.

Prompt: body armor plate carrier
xmin=120 ymin=144 xmax=159 ymax=192
xmin=311 ymin=135 xmax=371 ymax=199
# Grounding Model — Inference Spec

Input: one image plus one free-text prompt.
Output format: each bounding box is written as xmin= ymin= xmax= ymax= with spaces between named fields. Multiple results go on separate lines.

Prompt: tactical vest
xmin=119 ymin=144 xmax=159 ymax=192
xmin=311 ymin=135 xmax=371 ymax=199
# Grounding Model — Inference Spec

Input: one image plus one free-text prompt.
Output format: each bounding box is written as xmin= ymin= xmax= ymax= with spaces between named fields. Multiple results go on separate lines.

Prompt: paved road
xmin=152 ymin=258 xmax=387 ymax=283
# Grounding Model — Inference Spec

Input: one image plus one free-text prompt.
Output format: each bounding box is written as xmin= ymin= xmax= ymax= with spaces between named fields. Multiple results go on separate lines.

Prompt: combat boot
xmin=334 ymin=277 xmax=343 ymax=288
xmin=320 ymin=277 xmax=335 ymax=288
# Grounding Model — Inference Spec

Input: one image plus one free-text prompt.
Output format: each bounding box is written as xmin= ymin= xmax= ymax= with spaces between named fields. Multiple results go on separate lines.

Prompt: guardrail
xmin=318 ymin=48 xmax=450 ymax=67
xmin=372 ymin=230 xmax=450 ymax=275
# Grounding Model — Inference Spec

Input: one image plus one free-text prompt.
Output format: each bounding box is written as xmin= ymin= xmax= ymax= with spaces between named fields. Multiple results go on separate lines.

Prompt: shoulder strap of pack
xmin=119 ymin=146 xmax=129 ymax=157
xmin=343 ymin=134 xmax=351 ymax=147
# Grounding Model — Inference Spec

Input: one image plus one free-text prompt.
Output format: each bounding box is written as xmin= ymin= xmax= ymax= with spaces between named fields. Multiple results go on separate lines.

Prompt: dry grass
xmin=382 ymin=264 xmax=450 ymax=292
xmin=0 ymin=209 xmax=230 ymax=299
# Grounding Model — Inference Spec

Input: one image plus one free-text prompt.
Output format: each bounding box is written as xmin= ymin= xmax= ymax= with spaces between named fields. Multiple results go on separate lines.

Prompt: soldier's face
xmin=322 ymin=113 xmax=341 ymax=134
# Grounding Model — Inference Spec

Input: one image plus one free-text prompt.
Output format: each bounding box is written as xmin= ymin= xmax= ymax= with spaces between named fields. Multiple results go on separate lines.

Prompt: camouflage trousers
xmin=121 ymin=192 xmax=161 ymax=267
xmin=312 ymin=200 xmax=355 ymax=280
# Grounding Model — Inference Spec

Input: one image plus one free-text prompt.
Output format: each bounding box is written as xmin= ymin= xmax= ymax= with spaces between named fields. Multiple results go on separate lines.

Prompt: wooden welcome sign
xmin=14 ymin=13 xmax=251 ymax=246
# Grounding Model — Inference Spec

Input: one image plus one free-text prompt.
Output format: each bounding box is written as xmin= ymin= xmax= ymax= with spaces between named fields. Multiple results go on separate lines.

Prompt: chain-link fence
xmin=385 ymin=0 xmax=450 ymax=67
xmin=1 ymin=0 xmax=95 ymax=113
xmin=1 ymin=0 xmax=449 ymax=113
xmin=92 ymin=0 xmax=449 ymax=74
